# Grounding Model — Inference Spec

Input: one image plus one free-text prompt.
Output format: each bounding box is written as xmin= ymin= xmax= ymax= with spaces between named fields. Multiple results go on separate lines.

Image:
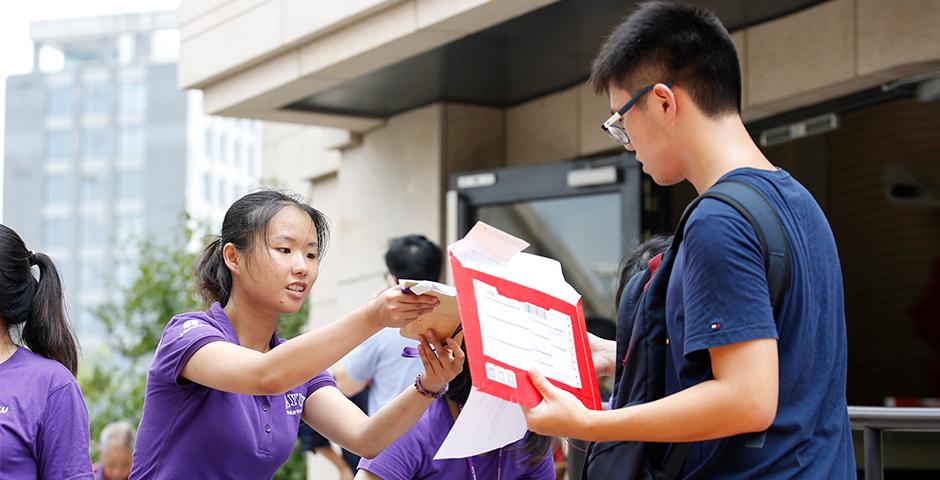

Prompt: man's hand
xmin=588 ymin=333 xmax=617 ymax=378
xmin=522 ymin=369 xmax=591 ymax=437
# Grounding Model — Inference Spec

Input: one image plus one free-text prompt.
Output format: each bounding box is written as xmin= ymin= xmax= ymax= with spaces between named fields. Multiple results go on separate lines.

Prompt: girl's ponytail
xmin=194 ymin=238 xmax=232 ymax=306
xmin=23 ymin=252 xmax=79 ymax=375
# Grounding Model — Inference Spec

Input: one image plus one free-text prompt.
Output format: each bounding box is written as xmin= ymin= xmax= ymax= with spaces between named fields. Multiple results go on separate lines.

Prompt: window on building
xmin=119 ymin=127 xmax=145 ymax=159
xmin=233 ymin=141 xmax=242 ymax=168
xmin=117 ymin=170 xmax=143 ymax=200
xmin=81 ymin=215 xmax=106 ymax=248
xmin=56 ymin=260 xmax=74 ymax=292
xmin=47 ymin=86 xmax=72 ymax=117
xmin=81 ymin=171 xmax=106 ymax=202
xmin=82 ymin=128 xmax=111 ymax=160
xmin=45 ymin=131 xmax=72 ymax=165
xmin=204 ymin=130 xmax=213 ymax=161
xmin=119 ymin=82 xmax=146 ymax=117
xmin=114 ymin=259 xmax=138 ymax=286
xmin=220 ymin=134 xmax=229 ymax=164
xmin=84 ymin=83 xmax=109 ymax=115
xmin=80 ymin=262 xmax=107 ymax=291
xmin=42 ymin=218 xmax=70 ymax=249
xmin=217 ymin=178 xmax=226 ymax=207
xmin=248 ymin=146 xmax=258 ymax=177
xmin=44 ymin=175 xmax=73 ymax=204
xmin=114 ymin=214 xmax=144 ymax=247
xmin=203 ymin=174 xmax=212 ymax=203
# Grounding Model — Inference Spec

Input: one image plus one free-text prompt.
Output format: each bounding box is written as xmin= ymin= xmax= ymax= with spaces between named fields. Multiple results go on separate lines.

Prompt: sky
xmin=0 ymin=0 xmax=180 ymax=222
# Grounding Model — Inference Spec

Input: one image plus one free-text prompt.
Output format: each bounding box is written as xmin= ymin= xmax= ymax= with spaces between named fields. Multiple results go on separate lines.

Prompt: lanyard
xmin=466 ymin=449 xmax=501 ymax=480
xmin=458 ymin=400 xmax=502 ymax=480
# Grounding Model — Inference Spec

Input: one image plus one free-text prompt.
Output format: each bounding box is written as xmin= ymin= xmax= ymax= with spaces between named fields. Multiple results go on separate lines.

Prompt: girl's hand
xmin=417 ymin=331 xmax=464 ymax=393
xmin=371 ymin=287 xmax=440 ymax=328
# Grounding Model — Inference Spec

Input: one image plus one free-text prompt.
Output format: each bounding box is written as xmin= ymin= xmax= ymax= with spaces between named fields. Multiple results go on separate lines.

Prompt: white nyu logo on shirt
xmin=179 ymin=319 xmax=209 ymax=337
xmin=0 ymin=405 xmax=9 ymax=414
xmin=285 ymin=393 xmax=306 ymax=416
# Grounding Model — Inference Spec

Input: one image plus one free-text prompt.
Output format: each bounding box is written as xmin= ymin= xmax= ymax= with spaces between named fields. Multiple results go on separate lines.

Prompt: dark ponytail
xmin=195 ymin=238 xmax=231 ymax=307
xmin=195 ymin=190 xmax=330 ymax=307
xmin=0 ymin=224 xmax=79 ymax=375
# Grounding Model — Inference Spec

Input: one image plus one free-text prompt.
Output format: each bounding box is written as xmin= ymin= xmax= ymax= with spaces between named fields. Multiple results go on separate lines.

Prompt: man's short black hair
xmin=385 ymin=234 xmax=442 ymax=281
xmin=590 ymin=1 xmax=741 ymax=117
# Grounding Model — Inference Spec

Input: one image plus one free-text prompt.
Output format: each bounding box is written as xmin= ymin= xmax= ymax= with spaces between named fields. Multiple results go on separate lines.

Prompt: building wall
xmin=332 ymin=104 xmax=443 ymax=317
xmin=825 ymin=98 xmax=940 ymax=405
xmin=2 ymin=75 xmax=46 ymax=254
xmin=3 ymin=60 xmax=190 ymax=346
xmin=143 ymin=63 xmax=188 ymax=246
xmin=186 ymin=93 xmax=263 ymax=235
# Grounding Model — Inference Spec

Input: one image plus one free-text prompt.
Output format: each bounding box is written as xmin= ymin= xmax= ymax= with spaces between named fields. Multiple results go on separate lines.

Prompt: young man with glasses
xmin=522 ymin=2 xmax=856 ymax=478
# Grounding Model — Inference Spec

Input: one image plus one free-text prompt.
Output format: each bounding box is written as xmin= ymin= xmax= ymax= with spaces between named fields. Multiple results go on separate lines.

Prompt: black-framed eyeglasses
xmin=601 ymin=83 xmax=672 ymax=145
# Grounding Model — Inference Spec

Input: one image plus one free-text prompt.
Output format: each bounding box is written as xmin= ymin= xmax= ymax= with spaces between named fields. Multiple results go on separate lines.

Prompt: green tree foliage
xmin=78 ymin=220 xmax=312 ymax=478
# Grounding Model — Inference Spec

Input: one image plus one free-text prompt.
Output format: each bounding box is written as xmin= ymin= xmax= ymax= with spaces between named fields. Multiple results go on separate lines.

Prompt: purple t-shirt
xmin=358 ymin=398 xmax=555 ymax=480
xmin=130 ymin=303 xmax=336 ymax=479
xmin=0 ymin=347 xmax=93 ymax=479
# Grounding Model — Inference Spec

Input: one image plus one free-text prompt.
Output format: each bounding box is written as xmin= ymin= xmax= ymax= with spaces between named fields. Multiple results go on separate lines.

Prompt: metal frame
xmin=848 ymin=406 xmax=940 ymax=480
xmin=449 ymin=152 xmax=642 ymax=240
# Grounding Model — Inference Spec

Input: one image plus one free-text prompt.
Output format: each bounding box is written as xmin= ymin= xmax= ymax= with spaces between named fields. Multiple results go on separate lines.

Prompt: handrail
xmin=847 ymin=406 xmax=940 ymax=480
xmin=848 ymin=406 xmax=940 ymax=430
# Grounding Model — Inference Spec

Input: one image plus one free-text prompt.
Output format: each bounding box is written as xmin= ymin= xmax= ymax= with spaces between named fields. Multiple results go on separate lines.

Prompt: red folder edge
xmin=450 ymin=251 xmax=602 ymax=410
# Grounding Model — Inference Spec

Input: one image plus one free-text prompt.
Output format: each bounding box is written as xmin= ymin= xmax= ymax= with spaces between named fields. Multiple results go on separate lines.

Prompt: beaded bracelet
xmin=414 ymin=374 xmax=448 ymax=399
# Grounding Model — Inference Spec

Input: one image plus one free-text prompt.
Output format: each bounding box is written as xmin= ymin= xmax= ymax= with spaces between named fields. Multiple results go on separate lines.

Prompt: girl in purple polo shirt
xmin=0 ymin=224 xmax=93 ymax=479
xmin=131 ymin=191 xmax=465 ymax=479
xmin=357 ymin=344 xmax=556 ymax=480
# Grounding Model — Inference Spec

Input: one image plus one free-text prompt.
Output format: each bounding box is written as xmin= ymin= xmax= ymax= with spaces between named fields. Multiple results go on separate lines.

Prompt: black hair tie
xmin=28 ymin=250 xmax=38 ymax=266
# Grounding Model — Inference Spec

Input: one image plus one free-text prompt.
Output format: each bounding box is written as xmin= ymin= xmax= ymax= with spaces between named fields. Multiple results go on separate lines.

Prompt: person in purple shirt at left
xmin=0 ymin=224 xmax=93 ymax=479
xmin=131 ymin=190 xmax=465 ymax=479
xmin=357 ymin=342 xmax=556 ymax=480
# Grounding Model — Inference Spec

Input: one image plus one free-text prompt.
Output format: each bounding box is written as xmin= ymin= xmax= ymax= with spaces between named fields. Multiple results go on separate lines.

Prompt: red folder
xmin=450 ymin=250 xmax=602 ymax=410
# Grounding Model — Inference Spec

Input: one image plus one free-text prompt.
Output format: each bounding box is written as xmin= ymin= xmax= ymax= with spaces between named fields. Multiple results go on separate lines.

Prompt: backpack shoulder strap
xmin=659 ymin=179 xmax=792 ymax=479
xmin=673 ymin=178 xmax=792 ymax=314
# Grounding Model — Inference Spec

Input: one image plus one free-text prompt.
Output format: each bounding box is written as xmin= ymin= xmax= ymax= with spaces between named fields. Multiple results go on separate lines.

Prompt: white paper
xmin=451 ymin=224 xmax=581 ymax=306
xmin=399 ymin=279 xmax=456 ymax=297
xmin=474 ymin=279 xmax=582 ymax=389
xmin=433 ymin=388 xmax=527 ymax=460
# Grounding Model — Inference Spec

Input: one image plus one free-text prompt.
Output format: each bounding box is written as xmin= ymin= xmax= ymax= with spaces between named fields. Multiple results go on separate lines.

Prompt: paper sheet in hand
xmin=433 ymin=387 xmax=527 ymax=460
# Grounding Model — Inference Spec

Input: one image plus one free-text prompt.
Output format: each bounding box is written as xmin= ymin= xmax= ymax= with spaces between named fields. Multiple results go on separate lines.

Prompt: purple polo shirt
xmin=130 ymin=303 xmax=336 ymax=479
xmin=358 ymin=397 xmax=555 ymax=480
xmin=0 ymin=347 xmax=93 ymax=479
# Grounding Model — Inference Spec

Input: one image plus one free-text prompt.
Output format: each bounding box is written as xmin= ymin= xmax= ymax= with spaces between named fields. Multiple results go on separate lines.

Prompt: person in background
xmin=0 ymin=224 xmax=93 ymax=479
xmin=356 ymin=341 xmax=555 ymax=480
xmin=298 ymin=423 xmax=355 ymax=480
xmin=332 ymin=234 xmax=444 ymax=471
xmin=94 ymin=421 xmax=135 ymax=480
xmin=333 ymin=234 xmax=444 ymax=415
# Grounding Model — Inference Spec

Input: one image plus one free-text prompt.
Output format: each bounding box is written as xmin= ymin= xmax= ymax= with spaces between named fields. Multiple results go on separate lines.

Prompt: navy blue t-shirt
xmin=665 ymin=168 xmax=856 ymax=478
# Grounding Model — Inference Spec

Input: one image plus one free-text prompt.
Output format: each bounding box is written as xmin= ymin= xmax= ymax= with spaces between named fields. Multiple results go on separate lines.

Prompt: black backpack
xmin=583 ymin=179 xmax=791 ymax=480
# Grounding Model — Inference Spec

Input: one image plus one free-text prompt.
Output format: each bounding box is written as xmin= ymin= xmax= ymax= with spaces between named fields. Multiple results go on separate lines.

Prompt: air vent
xmin=759 ymin=113 xmax=839 ymax=147
xmin=456 ymin=172 xmax=496 ymax=190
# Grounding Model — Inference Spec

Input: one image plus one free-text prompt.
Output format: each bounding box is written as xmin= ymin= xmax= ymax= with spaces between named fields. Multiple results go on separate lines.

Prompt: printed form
xmin=474 ymin=279 xmax=582 ymax=389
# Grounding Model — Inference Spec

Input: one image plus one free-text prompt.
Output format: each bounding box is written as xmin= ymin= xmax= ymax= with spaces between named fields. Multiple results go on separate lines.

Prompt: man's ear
xmin=222 ymin=242 xmax=240 ymax=275
xmin=653 ymin=83 xmax=677 ymax=124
